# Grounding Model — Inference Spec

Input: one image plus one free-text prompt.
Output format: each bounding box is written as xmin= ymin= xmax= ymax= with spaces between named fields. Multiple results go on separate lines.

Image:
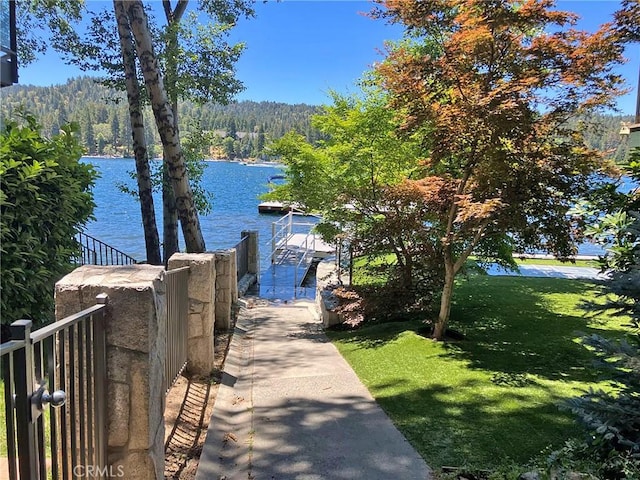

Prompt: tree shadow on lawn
xmin=376 ymin=378 xmax=582 ymax=469
xmin=446 ymin=276 xmax=627 ymax=384
xmin=328 ymin=317 xmax=419 ymax=349
xmin=333 ymin=276 xmax=623 ymax=384
xmin=328 ymin=276 xmax=628 ymax=470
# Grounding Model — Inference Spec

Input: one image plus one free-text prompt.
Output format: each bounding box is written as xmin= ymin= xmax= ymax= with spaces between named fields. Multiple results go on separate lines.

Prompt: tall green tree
xmin=157 ymin=0 xmax=251 ymax=260
xmin=110 ymin=113 xmax=120 ymax=148
xmin=373 ymin=0 xmax=628 ymax=340
xmin=268 ymin=90 xmax=435 ymax=291
xmin=82 ymin=112 xmax=95 ymax=154
xmin=254 ymin=124 xmax=266 ymax=155
xmin=223 ymin=136 xmax=235 ymax=159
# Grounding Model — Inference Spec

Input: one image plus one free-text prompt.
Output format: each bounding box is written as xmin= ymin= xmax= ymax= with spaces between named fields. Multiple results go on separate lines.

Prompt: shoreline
xmin=82 ymin=155 xmax=284 ymax=167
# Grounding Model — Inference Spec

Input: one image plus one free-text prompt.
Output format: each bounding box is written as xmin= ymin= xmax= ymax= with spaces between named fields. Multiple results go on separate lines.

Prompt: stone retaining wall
xmin=168 ymin=253 xmax=216 ymax=375
xmin=214 ymin=251 xmax=233 ymax=330
xmin=315 ymin=257 xmax=351 ymax=328
xmin=242 ymin=230 xmax=260 ymax=276
xmin=55 ymin=265 xmax=166 ymax=480
xmin=52 ymin=233 xmax=261 ymax=478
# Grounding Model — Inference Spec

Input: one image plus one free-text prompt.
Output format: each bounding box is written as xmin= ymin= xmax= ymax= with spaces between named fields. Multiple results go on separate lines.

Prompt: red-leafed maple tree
xmin=374 ymin=0 xmax=629 ymax=340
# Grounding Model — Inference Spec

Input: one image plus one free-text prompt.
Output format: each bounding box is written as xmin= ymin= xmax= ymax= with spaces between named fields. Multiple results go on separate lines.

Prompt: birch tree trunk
xmin=113 ymin=0 xmax=162 ymax=265
xmin=162 ymin=164 xmax=179 ymax=262
xmin=160 ymin=3 xmax=185 ymax=263
xmin=126 ymin=0 xmax=206 ymax=253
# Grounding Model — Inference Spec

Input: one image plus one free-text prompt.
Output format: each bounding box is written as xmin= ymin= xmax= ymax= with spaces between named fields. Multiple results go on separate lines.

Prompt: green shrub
xmin=557 ymin=147 xmax=640 ymax=478
xmin=0 ymin=112 xmax=97 ymax=325
xmin=557 ymin=334 xmax=640 ymax=478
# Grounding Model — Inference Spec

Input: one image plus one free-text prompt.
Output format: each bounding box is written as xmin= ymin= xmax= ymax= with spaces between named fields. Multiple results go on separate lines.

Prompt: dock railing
xmin=262 ymin=211 xmax=334 ymax=296
xmin=1 ymin=295 xmax=109 ymax=480
xmin=268 ymin=211 xmax=318 ymax=264
xmin=293 ymin=230 xmax=318 ymax=289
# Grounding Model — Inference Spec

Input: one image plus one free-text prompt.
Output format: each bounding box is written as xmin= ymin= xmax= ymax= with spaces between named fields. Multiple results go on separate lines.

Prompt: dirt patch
xmin=416 ymin=325 xmax=466 ymax=341
xmin=164 ymin=328 xmax=233 ymax=479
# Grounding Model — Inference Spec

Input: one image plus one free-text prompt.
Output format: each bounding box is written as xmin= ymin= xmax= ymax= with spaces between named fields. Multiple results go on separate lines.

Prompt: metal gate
xmin=1 ymin=294 xmax=109 ymax=480
xmin=165 ymin=267 xmax=189 ymax=394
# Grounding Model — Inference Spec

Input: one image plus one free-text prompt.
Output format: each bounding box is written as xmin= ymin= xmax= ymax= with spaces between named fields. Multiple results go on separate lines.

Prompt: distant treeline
xmin=0 ymin=76 xmax=634 ymax=161
xmin=0 ymin=76 xmax=325 ymax=159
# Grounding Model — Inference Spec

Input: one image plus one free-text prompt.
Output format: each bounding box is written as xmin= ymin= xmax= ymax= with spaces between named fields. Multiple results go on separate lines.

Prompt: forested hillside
xmin=572 ymin=114 xmax=636 ymax=162
xmin=0 ymin=77 xmax=325 ymax=159
xmin=0 ymin=76 xmax=634 ymax=161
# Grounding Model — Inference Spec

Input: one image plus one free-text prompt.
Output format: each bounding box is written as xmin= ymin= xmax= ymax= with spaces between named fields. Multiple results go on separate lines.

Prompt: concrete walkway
xmin=486 ymin=264 xmax=607 ymax=280
xmin=196 ymin=298 xmax=432 ymax=480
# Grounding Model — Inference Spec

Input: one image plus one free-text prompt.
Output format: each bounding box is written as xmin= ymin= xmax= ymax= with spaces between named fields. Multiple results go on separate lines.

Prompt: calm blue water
xmin=83 ymin=157 xmax=284 ymax=262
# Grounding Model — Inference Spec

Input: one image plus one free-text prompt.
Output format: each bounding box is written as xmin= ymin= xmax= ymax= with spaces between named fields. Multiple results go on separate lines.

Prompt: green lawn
xmin=328 ymin=276 xmax=628 ymax=471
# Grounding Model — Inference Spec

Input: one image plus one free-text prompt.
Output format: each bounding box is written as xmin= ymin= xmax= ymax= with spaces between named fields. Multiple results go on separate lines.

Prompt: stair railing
xmin=75 ymin=232 xmax=138 ymax=266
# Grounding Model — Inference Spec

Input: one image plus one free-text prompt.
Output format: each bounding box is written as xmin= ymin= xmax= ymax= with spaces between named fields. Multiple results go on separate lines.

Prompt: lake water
xmin=84 ymin=157 xmax=284 ymax=264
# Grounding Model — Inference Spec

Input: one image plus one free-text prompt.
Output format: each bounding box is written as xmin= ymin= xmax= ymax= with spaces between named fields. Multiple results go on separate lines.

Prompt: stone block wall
xmin=168 ymin=253 xmax=216 ymax=375
xmin=50 ymin=234 xmax=260 ymax=478
xmin=315 ymin=257 xmax=350 ymax=328
xmin=55 ymin=265 xmax=166 ymax=480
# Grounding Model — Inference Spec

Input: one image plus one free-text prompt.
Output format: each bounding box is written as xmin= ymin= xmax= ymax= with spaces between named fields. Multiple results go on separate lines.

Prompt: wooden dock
xmin=258 ymin=201 xmax=304 ymax=215
xmin=258 ymin=201 xmax=290 ymax=214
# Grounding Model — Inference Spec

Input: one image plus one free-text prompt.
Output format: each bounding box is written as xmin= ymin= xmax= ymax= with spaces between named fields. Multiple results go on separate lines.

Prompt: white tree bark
xmin=125 ymin=0 xmax=206 ymax=253
xmin=113 ymin=0 xmax=162 ymax=264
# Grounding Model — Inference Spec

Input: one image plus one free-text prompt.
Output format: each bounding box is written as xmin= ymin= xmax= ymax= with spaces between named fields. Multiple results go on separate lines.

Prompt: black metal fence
xmin=165 ymin=267 xmax=189 ymax=394
xmin=236 ymin=234 xmax=250 ymax=281
xmin=1 ymin=294 xmax=108 ymax=480
xmin=75 ymin=231 xmax=137 ymax=266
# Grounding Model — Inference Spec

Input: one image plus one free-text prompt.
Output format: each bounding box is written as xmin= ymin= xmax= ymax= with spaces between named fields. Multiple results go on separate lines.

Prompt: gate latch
xmin=32 ymin=384 xmax=66 ymax=411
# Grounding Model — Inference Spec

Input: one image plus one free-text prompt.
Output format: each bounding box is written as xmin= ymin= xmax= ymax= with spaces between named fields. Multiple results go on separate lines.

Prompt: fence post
xmin=94 ymin=293 xmax=109 ymax=471
xmin=242 ymin=230 xmax=260 ymax=275
xmin=10 ymin=320 xmax=40 ymax=480
xmin=229 ymin=248 xmax=238 ymax=304
xmin=271 ymin=222 xmax=277 ymax=264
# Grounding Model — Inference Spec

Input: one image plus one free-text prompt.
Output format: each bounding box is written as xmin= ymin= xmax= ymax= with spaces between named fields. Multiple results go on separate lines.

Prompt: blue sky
xmin=16 ymin=0 xmax=640 ymax=112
